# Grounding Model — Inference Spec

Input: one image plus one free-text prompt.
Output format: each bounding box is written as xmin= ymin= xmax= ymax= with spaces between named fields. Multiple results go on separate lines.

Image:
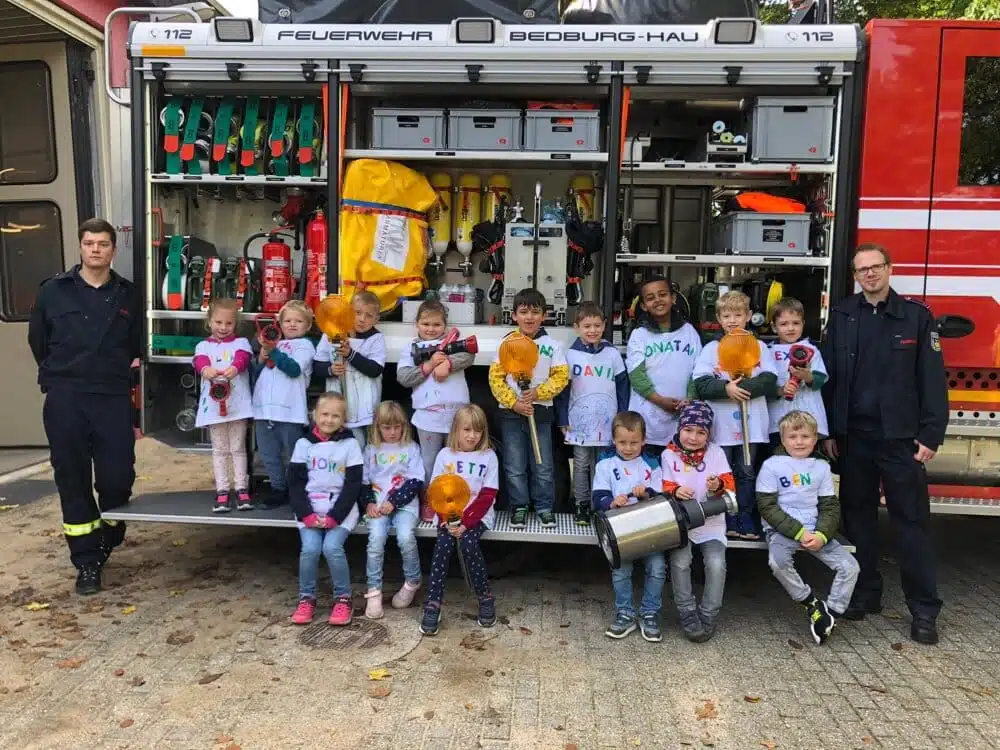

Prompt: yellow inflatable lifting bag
xmin=339 ymin=159 xmax=437 ymax=312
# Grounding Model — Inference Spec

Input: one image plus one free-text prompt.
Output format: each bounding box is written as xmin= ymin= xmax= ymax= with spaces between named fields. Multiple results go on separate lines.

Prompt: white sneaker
xmin=391 ymin=581 xmax=421 ymax=609
xmin=364 ymin=589 xmax=384 ymax=619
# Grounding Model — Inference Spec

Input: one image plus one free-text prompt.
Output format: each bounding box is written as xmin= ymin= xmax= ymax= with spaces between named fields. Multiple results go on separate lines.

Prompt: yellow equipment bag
xmin=339 ymin=159 xmax=437 ymax=312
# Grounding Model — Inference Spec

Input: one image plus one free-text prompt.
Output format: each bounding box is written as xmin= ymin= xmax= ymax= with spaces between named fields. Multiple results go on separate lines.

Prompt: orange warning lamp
xmin=717 ymin=328 xmax=760 ymax=464
xmin=315 ymin=294 xmax=354 ymax=341
xmin=498 ymin=333 xmax=543 ymax=465
xmin=427 ymin=473 xmax=472 ymax=525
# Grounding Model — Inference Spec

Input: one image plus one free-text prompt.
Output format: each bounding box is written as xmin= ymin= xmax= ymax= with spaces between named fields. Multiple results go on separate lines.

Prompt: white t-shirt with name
xmin=496 ymin=330 xmax=567 ymax=408
xmin=431 ymin=447 xmax=500 ymax=529
xmin=660 ymin=443 xmax=732 ymax=545
xmin=398 ymin=335 xmax=471 ymax=435
xmin=627 ymin=323 xmax=702 ymax=446
xmin=692 ymin=339 xmax=776 ymax=447
xmin=194 ymin=337 xmax=254 ymax=427
xmin=316 ymin=330 xmax=387 ymax=428
xmin=252 ymin=337 xmax=315 ymax=425
xmin=290 ymin=433 xmax=364 ymax=530
xmin=766 ymin=340 xmax=829 ymax=437
xmin=756 ymin=454 xmax=835 ymax=534
xmin=363 ymin=441 xmax=425 ymax=514
xmin=592 ymin=453 xmax=663 ymax=508
xmin=564 ymin=344 xmax=626 ymax=446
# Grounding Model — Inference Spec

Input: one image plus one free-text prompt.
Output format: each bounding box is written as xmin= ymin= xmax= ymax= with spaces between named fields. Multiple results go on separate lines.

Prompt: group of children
xmin=190 ymin=279 xmax=858 ymax=645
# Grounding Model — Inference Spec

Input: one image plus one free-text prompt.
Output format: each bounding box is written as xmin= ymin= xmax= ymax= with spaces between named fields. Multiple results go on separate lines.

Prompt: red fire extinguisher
xmin=261 ymin=232 xmax=292 ymax=313
xmin=305 ymin=209 xmax=328 ymax=311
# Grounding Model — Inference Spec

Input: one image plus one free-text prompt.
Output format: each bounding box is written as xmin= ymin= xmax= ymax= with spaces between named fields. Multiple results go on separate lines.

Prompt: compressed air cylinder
xmin=429 ymin=173 xmax=453 ymax=255
xmin=482 ymin=173 xmax=512 ymax=223
xmin=454 ymin=173 xmax=481 ymax=257
xmin=569 ymin=174 xmax=596 ymax=222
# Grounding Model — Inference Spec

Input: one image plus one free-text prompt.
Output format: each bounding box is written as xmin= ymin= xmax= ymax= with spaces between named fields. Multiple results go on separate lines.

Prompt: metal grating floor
xmin=930 ymin=496 xmax=1000 ymax=516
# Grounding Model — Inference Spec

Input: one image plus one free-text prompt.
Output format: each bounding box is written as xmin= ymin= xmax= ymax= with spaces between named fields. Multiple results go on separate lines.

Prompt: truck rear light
xmin=714 ymin=19 xmax=757 ymax=45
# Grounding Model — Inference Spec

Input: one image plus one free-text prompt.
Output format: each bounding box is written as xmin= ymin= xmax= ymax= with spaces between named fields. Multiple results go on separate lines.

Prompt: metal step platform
xmin=101 ymin=491 xmax=838 ymax=551
xmin=930 ymin=495 xmax=1000 ymax=516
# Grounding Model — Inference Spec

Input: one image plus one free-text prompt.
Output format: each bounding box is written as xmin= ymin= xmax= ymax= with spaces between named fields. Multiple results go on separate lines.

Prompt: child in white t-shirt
xmin=396 ymin=299 xmax=475 ymax=521
xmin=691 ymin=290 xmax=777 ymax=540
xmin=192 ymin=298 xmax=254 ymax=513
xmin=757 ymin=411 xmax=859 ymax=645
xmin=661 ymin=401 xmax=734 ymax=642
xmin=361 ymin=401 xmax=425 ymax=619
xmin=592 ymin=412 xmax=665 ymax=643
xmin=766 ymin=297 xmax=829 ymax=441
xmin=314 ymin=290 xmax=387 ymax=449
xmin=252 ymin=299 xmax=315 ymax=508
xmin=555 ymin=302 xmax=629 ymax=525
xmin=419 ymin=405 xmax=500 ymax=637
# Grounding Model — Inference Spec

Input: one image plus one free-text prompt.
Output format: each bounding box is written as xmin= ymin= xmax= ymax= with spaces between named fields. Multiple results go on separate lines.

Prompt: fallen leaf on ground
xmin=172 ymin=539 xmax=187 ymax=547
xmin=890 ymin=642 xmax=904 ymax=652
xmin=121 ymin=605 xmax=136 ymax=615
xmin=760 ymin=741 xmax=777 ymax=749
xmin=166 ymin=630 xmax=194 ymax=645
xmin=25 ymin=602 xmax=50 ymax=611
xmin=519 ymin=626 xmax=533 ymax=635
xmin=957 ymin=685 xmax=995 ymax=697
xmin=695 ymin=700 xmax=718 ymax=720
xmin=368 ymin=686 xmax=391 ymax=699
xmin=630 ymin=739 xmax=641 ymax=746
xmin=56 ymin=657 xmax=86 ymax=669
xmin=118 ymin=718 xmax=134 ymax=728
xmin=464 ymin=703 xmax=474 ymax=710
xmin=113 ymin=669 xmax=125 ymax=677
xmin=368 ymin=668 xmax=391 ymax=681
xmin=460 ymin=634 xmax=486 ymax=651
xmin=129 ymin=676 xmax=145 ymax=687
xmin=701 ymin=733 xmax=715 ymax=747
xmin=198 ymin=673 xmax=224 ymax=685
xmin=564 ymin=744 xmax=579 ymax=750
xmin=423 ymin=710 xmax=435 ymax=719
xmin=860 ymin=684 xmax=887 ymax=694
xmin=861 ymin=737 xmax=874 ymax=746
xmin=222 ymin=744 xmax=241 ymax=750
xmin=0 ymin=505 xmax=18 ymax=511
xmin=744 ymin=696 xmax=762 ymax=703
xmin=787 ymin=639 xmax=804 ymax=650
xmin=215 ymin=736 xmax=233 ymax=744
xmin=484 ymin=669 xmax=494 ymax=677
xmin=168 ymin=589 xmax=185 ymax=597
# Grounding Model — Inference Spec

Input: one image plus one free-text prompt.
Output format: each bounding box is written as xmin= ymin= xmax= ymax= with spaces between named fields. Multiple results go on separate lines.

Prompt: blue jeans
xmin=365 ymin=509 xmax=422 ymax=590
xmin=298 ymin=525 xmax=351 ymax=599
xmin=611 ymin=552 xmax=666 ymax=617
xmin=255 ymin=420 xmax=304 ymax=491
xmin=723 ymin=443 xmax=759 ymax=535
xmin=499 ymin=412 xmax=554 ymax=513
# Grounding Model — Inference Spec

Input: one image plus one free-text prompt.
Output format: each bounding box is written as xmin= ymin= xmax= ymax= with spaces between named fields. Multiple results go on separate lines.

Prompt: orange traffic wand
xmin=498 ymin=332 xmax=543 ymax=465
xmin=717 ymin=328 xmax=760 ymax=465
xmin=315 ymin=294 xmax=355 ymax=393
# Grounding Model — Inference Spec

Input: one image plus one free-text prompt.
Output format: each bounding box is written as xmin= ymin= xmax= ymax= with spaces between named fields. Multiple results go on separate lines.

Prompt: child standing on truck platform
xmin=362 ymin=400 xmax=425 ymax=619
xmin=555 ymin=301 xmax=629 ymax=525
xmin=252 ymin=299 xmax=315 ymax=509
xmin=288 ymin=392 xmax=364 ymax=627
xmin=419 ymin=404 xmax=500 ymax=636
xmin=489 ymin=288 xmax=568 ymax=529
xmin=314 ymin=290 xmax=386 ymax=450
xmin=193 ymin=298 xmax=254 ymax=513
xmin=757 ymin=411 xmax=859 ymax=645
xmin=691 ymin=290 xmax=777 ymax=540
xmin=396 ymin=299 xmax=475 ymax=521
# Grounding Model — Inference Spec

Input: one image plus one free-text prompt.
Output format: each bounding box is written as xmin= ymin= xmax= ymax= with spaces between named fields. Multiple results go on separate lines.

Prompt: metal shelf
xmin=149 ymin=174 xmax=327 ymax=185
xmin=619 ymin=160 xmax=834 ymax=187
xmin=616 ymin=253 xmax=831 ymax=268
xmin=344 ymin=148 xmax=609 ymax=165
xmin=148 ymin=355 xmax=193 ymax=364
xmin=148 ymin=309 xmax=262 ymax=321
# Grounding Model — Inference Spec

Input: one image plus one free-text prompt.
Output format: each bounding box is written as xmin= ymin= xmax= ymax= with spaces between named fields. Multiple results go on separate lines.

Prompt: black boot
xmin=574 ymin=501 xmax=592 ymax=526
xmin=75 ymin=566 xmax=102 ymax=596
xmin=910 ymin=618 xmax=939 ymax=645
xmin=101 ymin=520 xmax=127 ymax=563
xmin=262 ymin=487 xmax=288 ymax=509
xmin=842 ymin=599 xmax=882 ymax=621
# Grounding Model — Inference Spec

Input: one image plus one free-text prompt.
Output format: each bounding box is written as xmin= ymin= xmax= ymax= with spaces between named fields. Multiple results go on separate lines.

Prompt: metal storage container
xmin=750 ymin=96 xmax=834 ymax=163
xmin=447 ymin=109 xmax=521 ymax=150
xmin=712 ymin=212 xmax=811 ymax=256
xmin=523 ymin=109 xmax=601 ymax=151
xmin=370 ymin=108 xmax=446 ymax=149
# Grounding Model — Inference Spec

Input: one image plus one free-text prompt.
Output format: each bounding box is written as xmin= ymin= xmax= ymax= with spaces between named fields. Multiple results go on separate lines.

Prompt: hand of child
xmin=432 ymin=362 xmax=450 ymax=382
xmin=221 ymin=366 xmax=238 ymax=380
xmin=323 ymin=516 xmax=336 ymax=529
xmin=330 ymin=360 xmax=346 ymax=377
xmin=632 ymin=484 xmax=647 ymax=499
xmin=201 ymin=366 xmax=219 ymax=380
xmin=521 ymin=387 xmax=538 ymax=404
xmin=337 ymin=339 xmax=352 ymax=358
xmin=448 ymin=524 xmax=467 ymax=537
xmin=799 ymin=530 xmax=824 ymax=551
xmin=379 ymin=502 xmax=394 ymax=516
xmin=430 ymin=351 xmax=448 ymax=367
xmin=560 ymin=426 xmax=569 ymax=436
xmin=706 ymin=475 xmax=722 ymax=494
xmin=651 ymin=394 xmax=682 ymax=413
xmin=725 ymin=377 xmax=751 ymax=402
xmin=675 ymin=486 xmax=695 ymax=501
xmin=513 ymin=400 xmax=534 ymax=417
xmin=782 ymin=380 xmax=799 ymax=399
xmin=366 ymin=502 xmax=381 ymax=518
xmin=611 ymin=494 xmax=629 ymax=508
xmin=789 ymin=365 xmax=813 ymax=384
xmin=257 ymin=333 xmax=274 ymax=353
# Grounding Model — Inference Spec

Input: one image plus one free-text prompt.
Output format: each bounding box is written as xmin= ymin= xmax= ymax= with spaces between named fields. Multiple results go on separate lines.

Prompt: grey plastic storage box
xmin=371 ymin=108 xmax=446 ymax=150
xmin=750 ymin=96 xmax=834 ymax=163
xmin=448 ymin=109 xmax=521 ymax=150
xmin=524 ymin=109 xmax=601 ymax=152
xmin=712 ymin=212 xmax=811 ymax=256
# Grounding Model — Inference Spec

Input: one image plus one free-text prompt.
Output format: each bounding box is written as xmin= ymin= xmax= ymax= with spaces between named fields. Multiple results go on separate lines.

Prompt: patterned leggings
xmin=208 ymin=419 xmax=248 ymax=492
xmin=425 ymin=523 xmax=491 ymax=605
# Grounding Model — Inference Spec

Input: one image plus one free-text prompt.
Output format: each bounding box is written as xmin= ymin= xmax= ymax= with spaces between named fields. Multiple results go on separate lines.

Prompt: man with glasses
xmin=821 ymin=243 xmax=948 ymax=644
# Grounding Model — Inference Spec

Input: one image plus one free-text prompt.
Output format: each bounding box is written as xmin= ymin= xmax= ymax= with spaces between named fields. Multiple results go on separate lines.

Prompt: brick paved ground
xmin=0 ymin=441 xmax=998 ymax=750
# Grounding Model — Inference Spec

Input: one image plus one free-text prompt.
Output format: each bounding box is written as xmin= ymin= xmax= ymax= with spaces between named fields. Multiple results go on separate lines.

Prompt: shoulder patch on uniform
xmin=930 ymin=331 xmax=941 ymax=352
xmin=903 ymin=296 xmax=933 ymax=312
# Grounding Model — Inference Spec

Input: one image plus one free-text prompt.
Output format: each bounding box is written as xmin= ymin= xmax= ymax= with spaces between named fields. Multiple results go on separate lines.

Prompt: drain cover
xmin=298 ymin=619 xmax=390 ymax=650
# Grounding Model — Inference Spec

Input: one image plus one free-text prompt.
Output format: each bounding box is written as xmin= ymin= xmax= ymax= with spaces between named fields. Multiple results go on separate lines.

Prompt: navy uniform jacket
xmin=821 ymin=288 xmax=948 ymax=450
xmin=28 ymin=265 xmax=141 ymax=395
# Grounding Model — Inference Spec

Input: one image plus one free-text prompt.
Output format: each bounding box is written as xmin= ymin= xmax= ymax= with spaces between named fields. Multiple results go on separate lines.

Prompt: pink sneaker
xmin=392 ymin=581 xmax=421 ymax=609
xmin=290 ymin=598 xmax=316 ymax=624
xmin=329 ymin=595 xmax=353 ymax=626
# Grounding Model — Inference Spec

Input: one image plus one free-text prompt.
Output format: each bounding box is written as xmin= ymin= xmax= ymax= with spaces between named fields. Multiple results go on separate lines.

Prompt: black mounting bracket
xmin=349 ymin=63 xmax=366 ymax=83
xmin=724 ymin=65 xmax=742 ymax=86
xmin=225 ymin=62 xmax=243 ymax=82
xmin=150 ymin=62 xmax=169 ymax=81
xmin=816 ymin=65 xmax=834 ymax=85
xmin=301 ymin=61 xmax=318 ymax=82
xmin=634 ymin=65 xmax=652 ymax=85
xmin=466 ymin=64 xmax=483 ymax=83
xmin=585 ymin=63 xmax=602 ymax=84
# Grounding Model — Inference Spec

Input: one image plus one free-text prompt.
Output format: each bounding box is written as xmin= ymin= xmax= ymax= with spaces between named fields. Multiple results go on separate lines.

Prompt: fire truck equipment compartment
xmin=523 ymin=109 xmax=601 ymax=152
xmin=370 ymin=108 xmax=447 ymax=150
xmin=447 ymin=109 xmax=522 ymax=151
xmin=712 ymin=212 xmax=811 ymax=256
xmin=750 ymin=96 xmax=835 ymax=163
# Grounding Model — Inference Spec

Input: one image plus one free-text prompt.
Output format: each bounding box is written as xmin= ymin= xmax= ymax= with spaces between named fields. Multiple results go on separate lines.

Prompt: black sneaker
xmin=478 ymin=597 xmax=497 ymax=628
xmin=680 ymin=610 xmax=709 ymax=643
xmin=212 ymin=491 xmax=232 ymax=514
xmin=605 ymin=611 xmax=637 ymax=639
xmin=538 ymin=511 xmax=557 ymax=528
xmin=638 ymin=613 xmax=662 ymax=643
xmin=809 ymin=600 xmax=836 ymax=645
xmin=75 ymin=566 xmax=102 ymax=596
xmin=420 ymin=606 xmax=441 ymax=636
xmin=509 ymin=506 xmax=529 ymax=528
xmin=700 ymin=613 xmax=718 ymax=641
xmin=843 ymin=599 xmax=882 ymax=621
xmin=262 ymin=488 xmax=288 ymax=509
xmin=574 ymin=502 xmax=592 ymax=526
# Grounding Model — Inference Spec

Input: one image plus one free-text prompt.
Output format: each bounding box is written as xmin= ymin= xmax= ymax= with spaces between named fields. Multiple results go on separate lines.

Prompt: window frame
xmin=0 ymin=60 xmax=58 ymax=186
xmin=0 ymin=200 xmax=64 ymax=322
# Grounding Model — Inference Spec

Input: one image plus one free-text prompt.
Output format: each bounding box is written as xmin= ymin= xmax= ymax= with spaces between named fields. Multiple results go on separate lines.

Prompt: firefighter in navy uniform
xmin=821 ymin=243 xmax=948 ymax=645
xmin=27 ymin=218 xmax=141 ymax=595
